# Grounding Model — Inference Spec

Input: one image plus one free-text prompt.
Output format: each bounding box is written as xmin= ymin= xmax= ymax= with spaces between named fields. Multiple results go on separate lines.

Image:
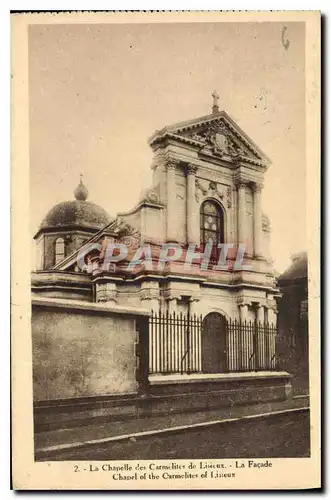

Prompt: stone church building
xmin=32 ymin=98 xmax=291 ymax=427
xmin=33 ymin=97 xmax=278 ymax=323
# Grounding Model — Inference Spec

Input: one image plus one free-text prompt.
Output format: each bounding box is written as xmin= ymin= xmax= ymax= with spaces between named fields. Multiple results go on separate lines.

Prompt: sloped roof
xmin=278 ymin=252 xmax=308 ymax=283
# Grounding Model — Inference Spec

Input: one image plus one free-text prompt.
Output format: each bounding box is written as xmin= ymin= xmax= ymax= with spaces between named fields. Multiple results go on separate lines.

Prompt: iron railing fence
xmin=149 ymin=310 xmax=278 ymax=375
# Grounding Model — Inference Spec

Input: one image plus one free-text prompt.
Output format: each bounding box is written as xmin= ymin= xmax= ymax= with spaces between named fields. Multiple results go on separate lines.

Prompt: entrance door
xmin=202 ymin=312 xmax=227 ymax=373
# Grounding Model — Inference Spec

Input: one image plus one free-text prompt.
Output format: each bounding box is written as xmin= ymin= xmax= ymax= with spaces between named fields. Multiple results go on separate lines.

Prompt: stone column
xmin=252 ymin=183 xmax=263 ymax=259
xmin=186 ymin=163 xmax=199 ymax=244
xmin=166 ymin=159 xmax=179 ymax=242
xmin=237 ymin=181 xmax=247 ymax=247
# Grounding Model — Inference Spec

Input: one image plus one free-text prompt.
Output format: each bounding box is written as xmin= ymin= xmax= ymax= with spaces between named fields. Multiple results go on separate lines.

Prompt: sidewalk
xmin=35 ymin=394 xmax=309 ymax=456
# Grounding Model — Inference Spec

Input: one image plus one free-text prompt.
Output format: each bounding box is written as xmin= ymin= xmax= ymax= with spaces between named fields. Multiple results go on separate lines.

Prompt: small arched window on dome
xmin=55 ymin=237 xmax=65 ymax=265
xmin=200 ymin=200 xmax=224 ymax=264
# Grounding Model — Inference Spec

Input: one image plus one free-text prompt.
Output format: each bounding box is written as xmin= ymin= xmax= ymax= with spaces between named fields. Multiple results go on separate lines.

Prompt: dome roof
xmin=37 ymin=178 xmax=112 ymax=234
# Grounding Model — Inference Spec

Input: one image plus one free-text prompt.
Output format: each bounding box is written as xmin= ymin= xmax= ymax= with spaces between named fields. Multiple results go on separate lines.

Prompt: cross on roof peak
xmin=212 ymin=90 xmax=219 ymax=114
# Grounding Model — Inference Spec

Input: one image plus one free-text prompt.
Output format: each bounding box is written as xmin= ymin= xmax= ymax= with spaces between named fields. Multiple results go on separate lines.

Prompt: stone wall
xmin=32 ymin=299 xmax=149 ymax=402
xmin=277 ymin=277 xmax=309 ymax=378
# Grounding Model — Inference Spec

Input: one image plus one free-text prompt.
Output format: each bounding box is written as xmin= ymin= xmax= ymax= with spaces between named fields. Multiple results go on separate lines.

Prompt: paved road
xmin=41 ymin=409 xmax=310 ymax=461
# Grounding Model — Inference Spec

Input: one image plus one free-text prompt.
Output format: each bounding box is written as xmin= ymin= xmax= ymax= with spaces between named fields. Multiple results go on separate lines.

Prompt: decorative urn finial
xmin=212 ymin=90 xmax=219 ymax=114
xmin=74 ymin=174 xmax=89 ymax=201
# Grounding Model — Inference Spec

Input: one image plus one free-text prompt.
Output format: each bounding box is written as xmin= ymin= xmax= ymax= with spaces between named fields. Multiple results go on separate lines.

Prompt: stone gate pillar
xmin=135 ymin=315 xmax=150 ymax=396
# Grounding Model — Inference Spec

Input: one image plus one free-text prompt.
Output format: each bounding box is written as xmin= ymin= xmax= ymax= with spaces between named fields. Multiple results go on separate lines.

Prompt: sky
xmin=29 ymin=21 xmax=306 ymax=273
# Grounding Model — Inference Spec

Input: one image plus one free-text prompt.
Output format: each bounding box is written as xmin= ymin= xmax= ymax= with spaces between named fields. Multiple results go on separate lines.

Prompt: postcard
xmin=11 ymin=10 xmax=320 ymax=490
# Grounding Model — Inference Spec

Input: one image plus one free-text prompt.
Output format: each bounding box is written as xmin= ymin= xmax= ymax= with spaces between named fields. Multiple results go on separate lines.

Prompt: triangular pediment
xmin=149 ymin=111 xmax=270 ymax=165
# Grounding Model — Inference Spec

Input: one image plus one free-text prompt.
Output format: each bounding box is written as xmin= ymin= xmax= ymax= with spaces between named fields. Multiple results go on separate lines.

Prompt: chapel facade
xmin=32 ymin=97 xmax=279 ymax=328
xmin=30 ymin=96 xmax=296 ymax=427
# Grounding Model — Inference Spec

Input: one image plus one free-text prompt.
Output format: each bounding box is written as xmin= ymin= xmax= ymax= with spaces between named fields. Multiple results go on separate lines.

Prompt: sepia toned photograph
xmin=11 ymin=11 xmax=320 ymax=490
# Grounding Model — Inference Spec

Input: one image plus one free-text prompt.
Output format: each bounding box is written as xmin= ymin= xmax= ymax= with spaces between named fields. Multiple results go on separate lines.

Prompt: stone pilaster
xmin=95 ymin=281 xmax=117 ymax=305
xmin=166 ymin=293 xmax=181 ymax=314
xmin=239 ymin=303 xmax=248 ymax=321
xmin=238 ymin=302 xmax=249 ymax=370
xmin=257 ymin=304 xmax=265 ymax=324
xmin=188 ymin=295 xmax=200 ymax=316
xmin=268 ymin=307 xmax=277 ymax=326
xmin=267 ymin=298 xmax=278 ymax=326
xmin=186 ymin=163 xmax=199 ymax=245
xmin=140 ymin=281 xmax=160 ymax=312
xmin=256 ymin=303 xmax=266 ymax=370
xmin=252 ymin=182 xmax=263 ymax=259
xmin=140 ymin=206 xmax=147 ymax=244
xmin=236 ymin=181 xmax=247 ymax=247
xmin=166 ymin=159 xmax=179 ymax=243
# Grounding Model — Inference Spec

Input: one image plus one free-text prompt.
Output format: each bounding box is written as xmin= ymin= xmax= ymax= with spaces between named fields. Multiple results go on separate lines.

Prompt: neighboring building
xmin=32 ymin=98 xmax=292 ymax=427
xmin=277 ymin=252 xmax=309 ymax=388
